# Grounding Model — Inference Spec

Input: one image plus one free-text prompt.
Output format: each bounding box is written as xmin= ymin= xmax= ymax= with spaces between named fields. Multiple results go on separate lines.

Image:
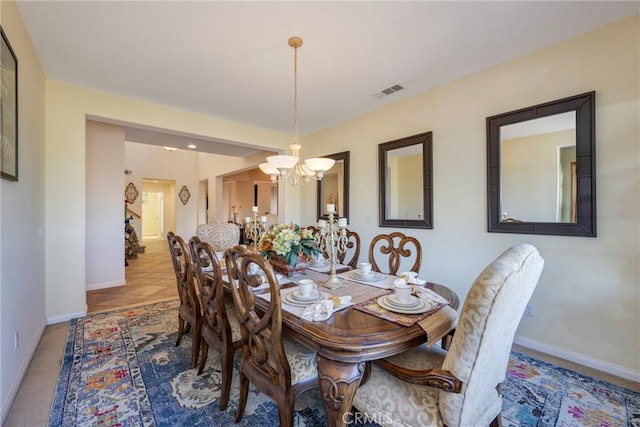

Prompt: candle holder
xmin=245 ymin=211 xmax=267 ymax=252
xmin=317 ymin=211 xmax=348 ymax=290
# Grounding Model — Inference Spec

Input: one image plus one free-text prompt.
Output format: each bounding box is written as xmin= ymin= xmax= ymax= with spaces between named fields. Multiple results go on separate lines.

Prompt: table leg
xmin=317 ymin=355 xmax=365 ymax=427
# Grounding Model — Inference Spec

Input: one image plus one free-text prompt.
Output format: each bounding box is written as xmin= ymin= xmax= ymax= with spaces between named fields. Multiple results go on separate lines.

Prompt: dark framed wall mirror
xmin=486 ymin=91 xmax=596 ymax=237
xmin=379 ymin=131 xmax=433 ymax=229
xmin=317 ymin=151 xmax=350 ymax=221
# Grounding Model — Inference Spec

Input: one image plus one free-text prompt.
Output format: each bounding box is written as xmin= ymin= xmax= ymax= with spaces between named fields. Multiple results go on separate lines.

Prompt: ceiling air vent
xmin=372 ymin=84 xmax=404 ymax=99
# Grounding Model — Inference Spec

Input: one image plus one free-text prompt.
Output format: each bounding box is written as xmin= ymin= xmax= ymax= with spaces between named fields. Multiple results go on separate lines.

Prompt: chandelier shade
xmin=260 ymin=36 xmax=335 ymax=185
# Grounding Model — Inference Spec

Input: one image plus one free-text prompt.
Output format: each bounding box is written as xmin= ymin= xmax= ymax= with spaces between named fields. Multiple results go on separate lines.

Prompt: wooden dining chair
xmin=368 ymin=231 xmax=422 ymax=275
xmin=225 ymin=245 xmax=318 ymax=426
xmin=167 ymin=232 xmax=202 ymax=369
xmin=354 ymin=244 xmax=544 ymax=427
xmin=190 ymin=239 xmax=242 ymax=410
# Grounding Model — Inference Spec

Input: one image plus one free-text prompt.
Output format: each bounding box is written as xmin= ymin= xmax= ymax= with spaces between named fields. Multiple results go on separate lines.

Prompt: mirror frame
xmin=379 ymin=131 xmax=433 ymax=229
xmin=486 ymin=91 xmax=596 ymax=237
xmin=317 ymin=151 xmax=350 ymax=221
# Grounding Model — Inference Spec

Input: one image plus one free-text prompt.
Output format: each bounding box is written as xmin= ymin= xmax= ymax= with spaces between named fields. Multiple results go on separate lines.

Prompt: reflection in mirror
xmin=487 ymin=91 xmax=596 ymax=237
xmin=500 ymin=112 xmax=576 ymax=223
xmin=379 ymin=132 xmax=433 ymax=229
xmin=317 ymin=151 xmax=349 ymax=220
xmin=386 ymin=144 xmax=424 ymax=219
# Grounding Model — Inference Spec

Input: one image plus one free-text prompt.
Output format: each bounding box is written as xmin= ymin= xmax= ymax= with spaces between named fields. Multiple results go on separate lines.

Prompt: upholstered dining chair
xmin=368 ymin=231 xmax=422 ymax=275
xmin=167 ymin=232 xmax=202 ymax=369
xmin=225 ymin=245 xmax=318 ymax=426
xmin=353 ymin=243 xmax=544 ymax=427
xmin=190 ymin=238 xmax=242 ymax=410
xmin=196 ymin=221 xmax=240 ymax=252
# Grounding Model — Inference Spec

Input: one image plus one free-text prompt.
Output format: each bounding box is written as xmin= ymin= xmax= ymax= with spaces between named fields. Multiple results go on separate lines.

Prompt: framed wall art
xmin=1 ymin=26 xmax=18 ymax=182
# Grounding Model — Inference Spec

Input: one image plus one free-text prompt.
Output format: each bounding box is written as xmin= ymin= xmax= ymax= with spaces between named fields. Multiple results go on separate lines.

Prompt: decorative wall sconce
xmin=179 ymin=185 xmax=191 ymax=205
xmin=125 ymin=182 xmax=139 ymax=203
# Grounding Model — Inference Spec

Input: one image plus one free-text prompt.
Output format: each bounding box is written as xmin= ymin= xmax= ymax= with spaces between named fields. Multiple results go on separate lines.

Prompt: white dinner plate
xmin=350 ymin=271 xmax=386 ymax=282
xmin=377 ymin=295 xmax=430 ymax=314
xmin=283 ymin=291 xmax=328 ymax=307
xmin=386 ymin=294 xmax=421 ymax=308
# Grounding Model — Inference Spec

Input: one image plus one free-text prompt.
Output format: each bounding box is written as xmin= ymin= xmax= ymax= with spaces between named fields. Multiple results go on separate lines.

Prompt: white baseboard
xmin=0 ymin=322 xmax=46 ymax=425
xmin=514 ymin=335 xmax=640 ymax=383
xmin=86 ymin=279 xmax=126 ymax=291
xmin=46 ymin=310 xmax=86 ymax=325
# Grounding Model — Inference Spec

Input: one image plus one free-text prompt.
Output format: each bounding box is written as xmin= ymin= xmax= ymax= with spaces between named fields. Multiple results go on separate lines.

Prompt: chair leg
xmin=219 ymin=348 xmax=234 ymax=411
xmin=234 ymin=372 xmax=249 ymax=423
xmin=197 ymin=341 xmax=209 ymax=375
xmin=490 ymin=414 xmax=502 ymax=427
xmin=191 ymin=322 xmax=202 ymax=369
xmin=277 ymin=400 xmax=295 ymax=427
xmin=175 ymin=316 xmax=185 ymax=347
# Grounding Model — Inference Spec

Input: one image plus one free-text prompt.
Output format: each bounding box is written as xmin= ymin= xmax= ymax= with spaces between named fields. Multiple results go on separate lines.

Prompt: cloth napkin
xmin=300 ymin=300 xmax=335 ymax=321
xmin=414 ymin=286 xmax=449 ymax=306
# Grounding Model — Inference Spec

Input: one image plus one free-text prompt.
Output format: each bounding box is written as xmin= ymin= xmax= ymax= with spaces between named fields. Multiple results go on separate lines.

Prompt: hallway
xmin=87 ymin=238 xmax=176 ymax=313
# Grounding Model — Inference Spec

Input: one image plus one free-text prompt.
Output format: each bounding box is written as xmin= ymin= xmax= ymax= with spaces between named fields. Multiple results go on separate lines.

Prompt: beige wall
xmin=45 ymin=83 xmax=291 ymax=322
xmin=300 ymin=16 xmax=640 ymax=375
xmin=0 ymin=1 xmax=47 ymax=419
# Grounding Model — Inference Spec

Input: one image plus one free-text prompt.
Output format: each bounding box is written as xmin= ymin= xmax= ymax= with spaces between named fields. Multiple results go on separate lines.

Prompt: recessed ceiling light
xmin=187 ymin=144 xmax=197 ymax=149
xmin=163 ymin=146 xmax=178 ymax=151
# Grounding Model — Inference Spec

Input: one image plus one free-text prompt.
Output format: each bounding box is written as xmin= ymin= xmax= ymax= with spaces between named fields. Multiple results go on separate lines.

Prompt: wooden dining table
xmin=224 ymin=268 xmax=459 ymax=427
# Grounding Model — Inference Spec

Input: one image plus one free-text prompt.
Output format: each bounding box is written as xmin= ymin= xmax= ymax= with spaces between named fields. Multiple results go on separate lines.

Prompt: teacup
xmin=394 ymin=282 xmax=413 ymax=303
xmin=358 ymin=262 xmax=372 ymax=276
xmin=298 ymin=279 xmax=318 ymax=297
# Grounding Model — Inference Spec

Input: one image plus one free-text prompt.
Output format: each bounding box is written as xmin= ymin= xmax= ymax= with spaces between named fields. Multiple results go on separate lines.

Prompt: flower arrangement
xmin=258 ymin=223 xmax=319 ymax=266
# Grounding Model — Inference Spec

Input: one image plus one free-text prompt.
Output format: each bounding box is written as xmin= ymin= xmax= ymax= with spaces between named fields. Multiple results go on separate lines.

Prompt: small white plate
xmin=283 ymin=291 xmax=328 ymax=307
xmin=291 ymin=290 xmax=321 ymax=301
xmin=377 ymin=295 xmax=430 ymax=314
xmin=351 ymin=271 xmax=386 ymax=282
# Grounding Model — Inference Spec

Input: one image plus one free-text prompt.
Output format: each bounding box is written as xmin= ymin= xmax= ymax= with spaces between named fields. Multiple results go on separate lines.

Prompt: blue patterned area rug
xmin=48 ymin=300 xmax=639 ymax=426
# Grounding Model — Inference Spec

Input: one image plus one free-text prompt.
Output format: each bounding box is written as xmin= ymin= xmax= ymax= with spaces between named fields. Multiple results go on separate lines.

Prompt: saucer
xmin=291 ymin=290 xmax=321 ymax=301
xmin=351 ymin=271 xmax=385 ymax=282
xmin=309 ymin=258 xmax=329 ymax=267
xmin=283 ymin=291 xmax=328 ymax=307
xmin=387 ymin=294 xmax=420 ymax=307
xmin=377 ymin=295 xmax=429 ymax=314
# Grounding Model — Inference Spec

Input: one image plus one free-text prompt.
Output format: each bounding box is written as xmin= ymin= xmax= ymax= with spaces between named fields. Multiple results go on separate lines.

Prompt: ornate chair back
xmin=368 ymin=231 xmax=422 ymax=275
xmin=166 ymin=231 xmax=201 ymax=368
xmin=338 ymin=229 xmax=361 ymax=268
xmin=225 ymin=246 xmax=317 ymax=426
xmin=438 ymin=243 xmax=544 ymax=426
xmin=196 ymin=221 xmax=240 ymax=252
xmin=191 ymin=238 xmax=240 ymax=410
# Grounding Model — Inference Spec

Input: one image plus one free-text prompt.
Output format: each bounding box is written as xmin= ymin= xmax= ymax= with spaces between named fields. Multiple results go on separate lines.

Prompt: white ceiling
xmin=17 ymin=1 xmax=639 ymax=150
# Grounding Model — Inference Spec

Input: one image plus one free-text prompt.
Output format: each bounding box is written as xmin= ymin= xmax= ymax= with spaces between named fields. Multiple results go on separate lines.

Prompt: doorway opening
xmin=141 ymin=179 xmax=176 ymax=240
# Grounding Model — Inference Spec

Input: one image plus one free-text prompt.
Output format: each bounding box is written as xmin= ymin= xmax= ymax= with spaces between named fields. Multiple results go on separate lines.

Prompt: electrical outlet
xmin=14 ymin=331 xmax=19 ymax=349
xmin=524 ymin=305 xmax=535 ymax=318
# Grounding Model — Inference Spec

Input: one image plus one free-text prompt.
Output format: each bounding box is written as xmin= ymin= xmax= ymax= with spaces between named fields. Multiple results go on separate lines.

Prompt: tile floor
xmin=4 ymin=240 xmax=638 ymax=426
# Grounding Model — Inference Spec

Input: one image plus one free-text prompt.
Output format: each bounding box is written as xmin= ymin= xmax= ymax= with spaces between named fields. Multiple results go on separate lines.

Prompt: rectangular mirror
xmin=379 ymin=132 xmax=433 ymax=229
xmin=487 ymin=91 xmax=596 ymax=236
xmin=317 ymin=151 xmax=349 ymax=220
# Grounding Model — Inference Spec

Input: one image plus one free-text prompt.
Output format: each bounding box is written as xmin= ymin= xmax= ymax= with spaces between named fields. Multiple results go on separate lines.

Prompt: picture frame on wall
xmin=1 ymin=26 xmax=18 ymax=182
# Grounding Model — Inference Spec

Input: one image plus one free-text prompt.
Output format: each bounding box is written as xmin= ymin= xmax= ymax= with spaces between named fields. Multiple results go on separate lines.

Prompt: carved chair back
xmin=191 ymin=238 xmax=240 ymax=410
xmin=224 ymin=246 xmax=291 ymax=393
xmin=339 ymin=229 xmax=361 ymax=268
xmin=166 ymin=231 xmax=201 ymax=368
xmin=368 ymin=231 xmax=422 ymax=275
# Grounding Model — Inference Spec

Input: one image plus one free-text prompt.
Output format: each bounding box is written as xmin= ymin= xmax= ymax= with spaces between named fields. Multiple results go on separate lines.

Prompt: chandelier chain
xmin=293 ymin=42 xmax=299 ymax=144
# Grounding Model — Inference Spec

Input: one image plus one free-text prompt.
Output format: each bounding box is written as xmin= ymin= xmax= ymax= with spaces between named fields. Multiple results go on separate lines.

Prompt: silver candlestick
xmin=317 ymin=210 xmax=348 ymax=290
xmin=245 ymin=212 xmax=267 ymax=253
